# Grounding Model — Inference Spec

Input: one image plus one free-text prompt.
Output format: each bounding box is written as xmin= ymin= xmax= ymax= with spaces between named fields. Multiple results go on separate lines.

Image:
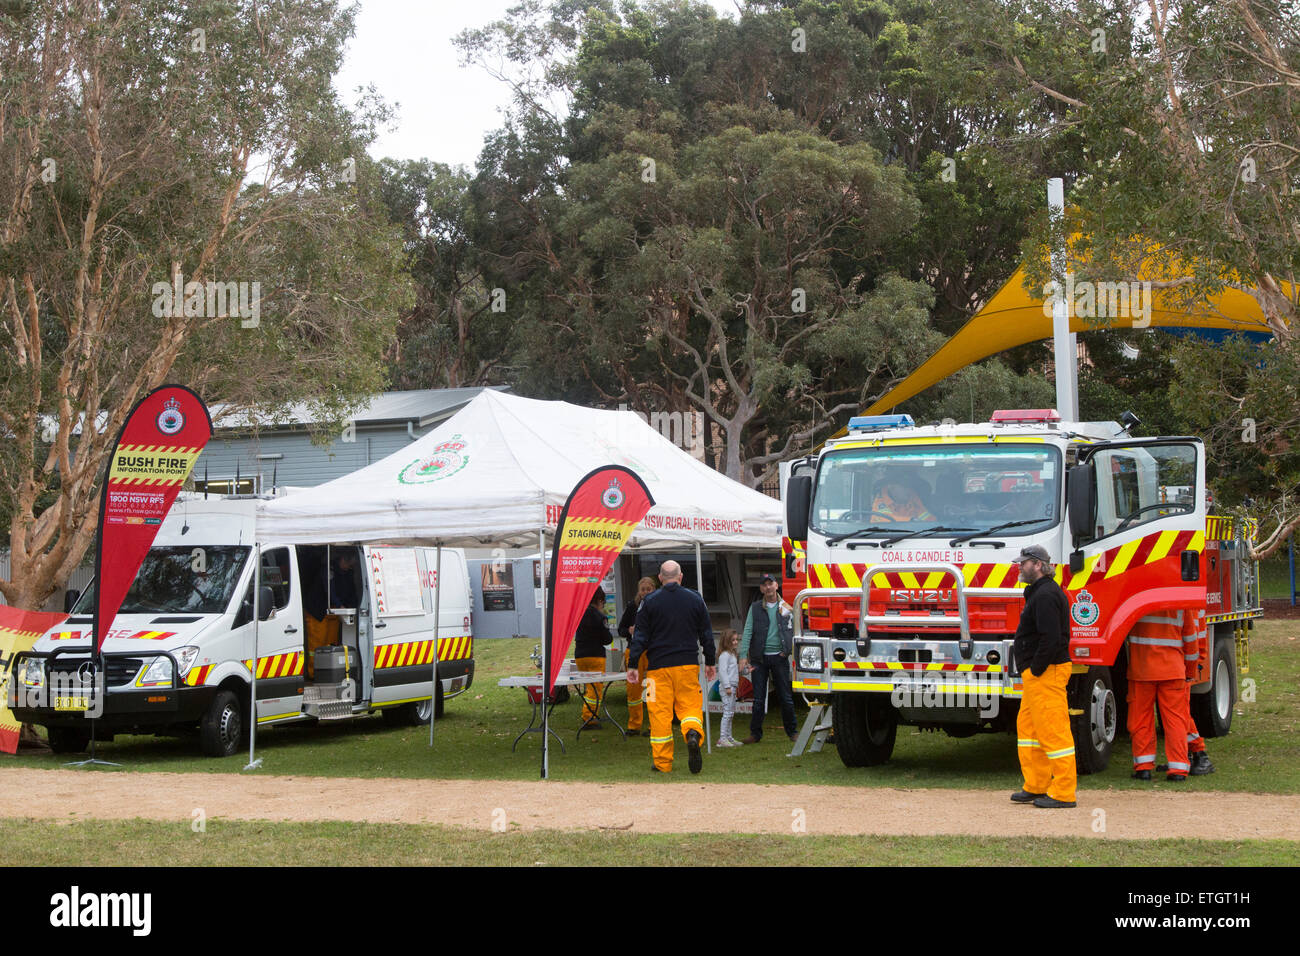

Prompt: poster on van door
xmin=544 ymin=466 xmax=654 ymax=694
xmin=94 ymin=385 xmax=213 ymax=651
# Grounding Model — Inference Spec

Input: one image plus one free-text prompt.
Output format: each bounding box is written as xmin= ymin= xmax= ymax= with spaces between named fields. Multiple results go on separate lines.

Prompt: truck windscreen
xmin=811 ymin=445 xmax=1062 ymax=537
xmin=71 ymin=546 xmax=252 ymax=615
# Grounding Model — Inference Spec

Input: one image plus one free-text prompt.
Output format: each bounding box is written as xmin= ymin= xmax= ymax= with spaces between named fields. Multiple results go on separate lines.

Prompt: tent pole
xmin=695 ymin=541 xmax=711 ymax=755
xmin=429 ymin=543 xmax=442 ymax=747
xmin=244 ymin=543 xmax=263 ymax=770
xmin=540 ymin=528 xmax=549 ymax=780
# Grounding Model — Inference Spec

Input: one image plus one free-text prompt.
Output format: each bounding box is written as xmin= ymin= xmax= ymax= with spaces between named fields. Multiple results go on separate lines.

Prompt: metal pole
xmin=695 ymin=541 xmax=711 ymax=755
xmin=244 ymin=543 xmax=263 ymax=770
xmin=539 ymin=528 xmax=549 ymax=780
xmin=1048 ymin=178 xmax=1079 ymax=420
xmin=1289 ymin=534 xmax=1296 ymax=608
xmin=429 ymin=543 xmax=442 ymax=747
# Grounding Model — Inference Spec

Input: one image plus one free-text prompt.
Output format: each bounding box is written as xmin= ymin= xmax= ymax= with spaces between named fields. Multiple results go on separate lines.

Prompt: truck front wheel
xmin=1190 ymin=633 xmax=1236 ymax=739
xmin=832 ymin=692 xmax=897 ymax=767
xmin=1069 ymin=666 xmax=1116 ymax=775
xmin=200 ymin=689 xmax=246 ymax=757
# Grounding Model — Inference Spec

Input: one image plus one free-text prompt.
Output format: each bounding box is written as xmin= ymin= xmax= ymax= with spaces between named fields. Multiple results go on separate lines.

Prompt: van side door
xmin=367 ymin=547 xmax=437 ymax=706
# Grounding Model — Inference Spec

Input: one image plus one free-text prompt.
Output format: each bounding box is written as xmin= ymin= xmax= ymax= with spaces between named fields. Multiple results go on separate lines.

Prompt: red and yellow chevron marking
xmin=808 ymin=527 xmax=1208 ymax=595
xmin=831 ymin=660 xmax=1004 ymax=673
xmin=556 ymin=516 xmax=638 ymax=552
xmin=374 ymin=636 xmax=472 ymax=669
xmin=48 ymin=631 xmax=84 ymax=641
xmin=241 ymin=652 xmax=304 ymax=679
xmin=184 ymin=664 xmax=214 ymax=687
xmin=108 ymin=444 xmax=203 ymax=487
xmin=125 ymin=630 xmax=176 ymax=641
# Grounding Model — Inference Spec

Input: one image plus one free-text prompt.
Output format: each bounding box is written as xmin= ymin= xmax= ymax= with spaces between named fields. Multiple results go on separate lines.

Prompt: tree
xmin=0 ymin=0 xmax=411 ymax=609
xmin=999 ymin=0 xmax=1300 ymax=555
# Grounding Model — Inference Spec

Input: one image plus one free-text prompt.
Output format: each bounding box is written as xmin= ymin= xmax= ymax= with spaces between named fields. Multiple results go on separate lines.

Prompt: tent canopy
xmin=257 ymin=390 xmax=781 ymax=551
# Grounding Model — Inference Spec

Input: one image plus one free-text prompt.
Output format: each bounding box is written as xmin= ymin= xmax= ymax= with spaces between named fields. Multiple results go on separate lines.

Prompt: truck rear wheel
xmin=1069 ymin=666 xmax=1116 ymax=775
xmin=1191 ymin=634 xmax=1236 ymax=739
xmin=832 ymin=692 xmax=897 ymax=767
xmin=200 ymin=689 xmax=247 ymax=758
xmin=46 ymin=726 xmax=90 ymax=754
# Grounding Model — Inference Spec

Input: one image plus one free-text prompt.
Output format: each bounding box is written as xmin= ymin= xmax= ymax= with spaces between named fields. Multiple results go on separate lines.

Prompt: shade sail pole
xmin=1048 ymin=178 xmax=1079 ymax=420
xmin=244 ymin=544 xmax=263 ymax=771
xmin=695 ymin=540 xmax=711 ymax=755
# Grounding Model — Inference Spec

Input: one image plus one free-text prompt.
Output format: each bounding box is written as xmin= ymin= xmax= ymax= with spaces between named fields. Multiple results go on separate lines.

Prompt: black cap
xmin=759 ymin=573 xmax=777 ymax=584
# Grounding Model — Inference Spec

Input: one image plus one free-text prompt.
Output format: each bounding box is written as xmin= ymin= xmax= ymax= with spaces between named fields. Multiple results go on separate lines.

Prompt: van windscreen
xmin=71 ymin=546 xmax=252 ymax=616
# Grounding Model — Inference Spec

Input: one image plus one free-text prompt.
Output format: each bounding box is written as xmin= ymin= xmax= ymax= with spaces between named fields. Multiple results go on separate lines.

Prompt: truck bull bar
xmin=9 ymin=645 xmax=184 ymax=704
xmin=794 ymin=561 xmax=974 ymax=659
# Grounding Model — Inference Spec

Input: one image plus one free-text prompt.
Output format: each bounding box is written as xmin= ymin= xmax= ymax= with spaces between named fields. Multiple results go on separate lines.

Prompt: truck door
xmin=242 ymin=546 xmax=306 ymax=725
xmin=1065 ymin=440 xmax=1208 ymax=652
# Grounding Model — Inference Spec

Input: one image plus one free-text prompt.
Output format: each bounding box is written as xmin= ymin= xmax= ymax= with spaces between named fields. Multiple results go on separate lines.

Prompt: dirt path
xmin=4 ymin=768 xmax=1300 ymax=841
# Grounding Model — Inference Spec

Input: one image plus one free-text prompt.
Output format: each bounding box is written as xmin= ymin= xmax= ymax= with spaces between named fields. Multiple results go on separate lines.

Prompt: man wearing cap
xmin=742 ymin=573 xmax=798 ymax=745
xmin=1010 ymin=544 xmax=1077 ymax=808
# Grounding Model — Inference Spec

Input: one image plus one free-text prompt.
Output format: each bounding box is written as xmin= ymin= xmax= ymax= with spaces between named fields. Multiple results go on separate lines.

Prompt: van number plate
xmin=54 ymin=695 xmax=91 ymax=712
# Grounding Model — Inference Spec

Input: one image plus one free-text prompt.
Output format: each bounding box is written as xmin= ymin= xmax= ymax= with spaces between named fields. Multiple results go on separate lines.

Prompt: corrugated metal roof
xmin=211 ymin=386 xmax=510 ymax=431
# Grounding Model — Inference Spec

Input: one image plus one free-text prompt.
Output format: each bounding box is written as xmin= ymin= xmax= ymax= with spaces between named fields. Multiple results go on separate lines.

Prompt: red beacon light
xmin=989 ymin=409 xmax=1061 ymax=425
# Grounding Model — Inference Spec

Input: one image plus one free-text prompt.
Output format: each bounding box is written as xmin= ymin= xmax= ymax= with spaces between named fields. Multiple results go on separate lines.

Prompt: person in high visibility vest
xmin=573 ymin=588 xmax=613 ymax=729
xmin=618 ymin=576 xmax=658 ymax=735
xmin=626 ymin=561 xmax=716 ymax=774
xmin=1127 ymin=609 xmax=1194 ymax=781
xmin=870 ymin=481 xmax=936 ymax=523
xmin=1157 ymin=608 xmax=1215 ymax=776
xmin=1010 ymin=544 xmax=1077 ymax=808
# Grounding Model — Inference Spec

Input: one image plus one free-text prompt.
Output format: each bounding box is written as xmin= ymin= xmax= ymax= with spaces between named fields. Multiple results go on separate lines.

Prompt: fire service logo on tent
xmin=399 ymin=435 xmax=470 ymax=485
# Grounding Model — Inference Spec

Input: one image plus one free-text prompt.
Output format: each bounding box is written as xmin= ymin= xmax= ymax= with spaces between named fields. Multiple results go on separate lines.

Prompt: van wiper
xmin=824 ymin=527 xmax=894 ymax=546
xmin=876 ymin=526 xmax=973 ymax=548
xmin=948 ymin=519 xmax=1044 ymax=546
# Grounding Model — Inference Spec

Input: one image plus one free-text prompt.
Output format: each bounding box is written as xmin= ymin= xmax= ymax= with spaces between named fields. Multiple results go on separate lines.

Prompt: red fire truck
xmin=781 ymin=410 xmax=1261 ymax=772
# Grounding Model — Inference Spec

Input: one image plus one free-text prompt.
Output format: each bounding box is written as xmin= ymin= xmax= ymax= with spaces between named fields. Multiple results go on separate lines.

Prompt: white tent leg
xmin=695 ymin=541 xmax=711 ymax=755
xmin=539 ymin=528 xmax=549 ymax=780
xmin=244 ymin=544 xmax=263 ymax=771
xmin=429 ymin=543 xmax=442 ymax=748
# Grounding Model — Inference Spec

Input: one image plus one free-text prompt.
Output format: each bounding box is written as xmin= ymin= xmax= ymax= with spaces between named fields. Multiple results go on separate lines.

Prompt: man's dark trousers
xmin=749 ymin=654 xmax=797 ymax=740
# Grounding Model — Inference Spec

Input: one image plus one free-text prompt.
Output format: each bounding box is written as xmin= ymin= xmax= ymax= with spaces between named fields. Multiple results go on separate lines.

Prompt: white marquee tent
xmin=256 ymin=389 xmax=781 ymax=550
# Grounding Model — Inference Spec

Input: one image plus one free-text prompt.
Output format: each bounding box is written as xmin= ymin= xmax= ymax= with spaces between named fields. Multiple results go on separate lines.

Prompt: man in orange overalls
xmin=1127 ymin=609 xmax=1194 ymax=781
xmin=1157 ymin=608 xmax=1216 ymax=776
xmin=626 ymin=561 xmax=716 ymax=774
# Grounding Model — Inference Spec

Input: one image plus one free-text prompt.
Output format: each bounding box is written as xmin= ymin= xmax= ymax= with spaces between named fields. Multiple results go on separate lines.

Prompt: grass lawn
xmin=8 ymin=620 xmax=1299 ymax=793
xmin=0 ymin=817 xmax=1295 ymax=866
xmin=1259 ymin=552 xmax=1297 ymax=601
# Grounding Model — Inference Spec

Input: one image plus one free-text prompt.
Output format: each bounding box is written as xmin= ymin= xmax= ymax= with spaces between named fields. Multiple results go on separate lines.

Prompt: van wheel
xmin=1191 ymin=635 xmax=1235 ymax=738
xmin=200 ymin=689 xmax=246 ymax=758
xmin=1069 ymin=666 xmax=1116 ymax=775
xmin=47 ymin=726 xmax=90 ymax=754
xmin=832 ymin=693 xmax=897 ymax=767
xmin=384 ymin=697 xmax=433 ymax=726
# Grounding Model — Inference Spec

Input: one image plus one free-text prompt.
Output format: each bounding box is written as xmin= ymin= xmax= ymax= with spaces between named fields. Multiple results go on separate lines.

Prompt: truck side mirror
xmin=1066 ymin=464 xmax=1095 ymax=541
xmin=63 ymin=589 xmax=80 ymax=613
xmin=786 ymin=474 xmax=812 ymax=542
xmin=258 ymin=585 xmax=275 ymax=621
xmin=1180 ymin=550 xmax=1201 ymax=582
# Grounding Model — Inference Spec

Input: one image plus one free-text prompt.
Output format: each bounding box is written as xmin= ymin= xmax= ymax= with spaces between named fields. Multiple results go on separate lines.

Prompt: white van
xmin=9 ymin=497 xmax=474 ymax=756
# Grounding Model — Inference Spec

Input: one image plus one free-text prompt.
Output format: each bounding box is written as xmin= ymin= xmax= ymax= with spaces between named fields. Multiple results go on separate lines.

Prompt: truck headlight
xmin=797 ymin=643 xmax=823 ymax=671
xmin=141 ymin=646 xmax=199 ymax=686
xmin=17 ymin=657 xmax=44 ymax=688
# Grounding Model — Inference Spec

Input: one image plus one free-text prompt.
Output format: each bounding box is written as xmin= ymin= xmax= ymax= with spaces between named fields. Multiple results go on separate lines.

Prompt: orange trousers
xmin=1178 ymin=680 xmax=1206 ymax=754
xmin=1128 ymin=679 xmax=1190 ymax=773
xmin=1016 ymin=663 xmax=1077 ymax=802
xmin=645 ymin=664 xmax=704 ymax=772
xmin=304 ymin=613 xmax=340 ymax=679
xmin=575 ymin=657 xmax=606 ymax=723
xmin=624 ymin=649 xmax=649 ymax=731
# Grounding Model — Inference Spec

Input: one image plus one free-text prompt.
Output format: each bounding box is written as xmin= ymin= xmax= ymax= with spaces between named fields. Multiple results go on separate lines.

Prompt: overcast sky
xmin=335 ymin=0 xmax=738 ymax=171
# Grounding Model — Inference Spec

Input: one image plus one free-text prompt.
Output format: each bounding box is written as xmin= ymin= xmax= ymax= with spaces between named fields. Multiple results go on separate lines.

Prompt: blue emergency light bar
xmin=847 ymin=414 xmax=914 ymax=432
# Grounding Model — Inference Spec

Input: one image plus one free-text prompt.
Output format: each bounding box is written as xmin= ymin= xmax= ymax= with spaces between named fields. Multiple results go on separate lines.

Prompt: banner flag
xmin=0 ymin=607 xmax=71 ymax=753
xmin=93 ymin=385 xmax=213 ymax=651
xmin=544 ymin=466 xmax=654 ymax=694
